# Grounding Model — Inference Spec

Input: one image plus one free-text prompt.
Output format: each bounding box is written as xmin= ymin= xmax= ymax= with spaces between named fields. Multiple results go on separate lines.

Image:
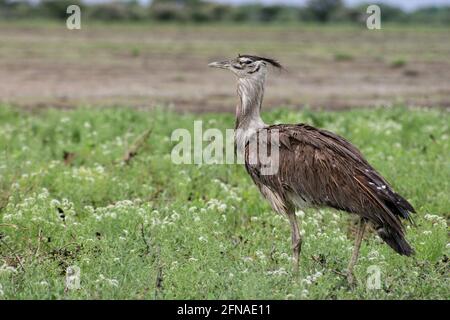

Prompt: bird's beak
xmin=208 ymin=60 xmax=230 ymax=69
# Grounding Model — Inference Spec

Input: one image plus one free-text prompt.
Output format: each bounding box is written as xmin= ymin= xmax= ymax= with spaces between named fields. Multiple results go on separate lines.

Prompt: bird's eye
xmin=241 ymin=60 xmax=252 ymax=65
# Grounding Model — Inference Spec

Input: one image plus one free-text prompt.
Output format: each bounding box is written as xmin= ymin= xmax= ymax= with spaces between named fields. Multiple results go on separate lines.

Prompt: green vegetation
xmin=0 ymin=0 xmax=449 ymax=25
xmin=334 ymin=52 xmax=354 ymax=61
xmin=390 ymin=58 xmax=407 ymax=68
xmin=0 ymin=105 xmax=448 ymax=299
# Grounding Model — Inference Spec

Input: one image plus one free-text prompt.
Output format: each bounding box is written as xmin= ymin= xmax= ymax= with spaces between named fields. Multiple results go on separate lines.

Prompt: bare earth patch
xmin=1 ymin=23 xmax=450 ymax=112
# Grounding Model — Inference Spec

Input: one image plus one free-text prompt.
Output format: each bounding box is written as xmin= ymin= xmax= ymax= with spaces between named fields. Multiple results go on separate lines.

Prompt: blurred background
xmin=0 ymin=0 xmax=449 ymax=112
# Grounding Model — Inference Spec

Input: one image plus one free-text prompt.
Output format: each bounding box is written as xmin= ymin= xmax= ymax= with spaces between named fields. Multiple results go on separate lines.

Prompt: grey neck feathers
xmin=235 ymin=77 xmax=267 ymax=131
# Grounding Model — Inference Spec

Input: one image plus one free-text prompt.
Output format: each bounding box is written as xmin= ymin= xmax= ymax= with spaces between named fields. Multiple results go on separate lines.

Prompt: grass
xmin=334 ymin=52 xmax=354 ymax=62
xmin=0 ymin=105 xmax=448 ymax=299
xmin=390 ymin=58 xmax=407 ymax=68
xmin=2 ymin=21 xmax=449 ymax=63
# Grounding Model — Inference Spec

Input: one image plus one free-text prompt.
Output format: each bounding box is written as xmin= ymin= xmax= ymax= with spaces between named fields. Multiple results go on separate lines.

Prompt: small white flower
xmin=96 ymin=274 xmax=119 ymax=287
xmin=255 ymin=250 xmax=266 ymax=260
xmin=267 ymin=267 xmax=288 ymax=276
xmin=50 ymin=199 xmax=61 ymax=207
xmin=0 ymin=264 xmax=18 ymax=274
xmin=188 ymin=206 xmax=197 ymax=213
xmin=107 ymin=279 xmax=119 ymax=287
xmin=296 ymin=210 xmax=305 ymax=218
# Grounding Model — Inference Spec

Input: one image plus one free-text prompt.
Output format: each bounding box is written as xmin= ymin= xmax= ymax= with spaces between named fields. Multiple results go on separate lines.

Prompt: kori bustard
xmin=209 ymin=54 xmax=415 ymax=285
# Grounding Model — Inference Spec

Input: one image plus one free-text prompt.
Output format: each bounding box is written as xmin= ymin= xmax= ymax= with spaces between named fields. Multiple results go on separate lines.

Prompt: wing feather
xmin=244 ymin=123 xmax=415 ymax=231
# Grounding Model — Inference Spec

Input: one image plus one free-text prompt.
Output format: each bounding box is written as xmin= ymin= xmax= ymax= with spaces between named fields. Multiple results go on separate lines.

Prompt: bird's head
xmin=208 ymin=54 xmax=282 ymax=80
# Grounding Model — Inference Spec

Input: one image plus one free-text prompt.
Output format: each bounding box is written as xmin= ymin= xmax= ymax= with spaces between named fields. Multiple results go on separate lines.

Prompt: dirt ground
xmin=1 ymin=22 xmax=449 ymax=112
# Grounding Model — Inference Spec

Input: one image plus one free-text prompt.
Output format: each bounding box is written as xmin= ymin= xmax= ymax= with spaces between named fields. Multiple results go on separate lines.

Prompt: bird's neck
xmin=235 ymin=77 xmax=266 ymax=131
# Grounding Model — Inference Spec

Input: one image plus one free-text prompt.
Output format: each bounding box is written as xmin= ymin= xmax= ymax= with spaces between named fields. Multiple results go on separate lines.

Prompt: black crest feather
xmin=238 ymin=54 xmax=283 ymax=69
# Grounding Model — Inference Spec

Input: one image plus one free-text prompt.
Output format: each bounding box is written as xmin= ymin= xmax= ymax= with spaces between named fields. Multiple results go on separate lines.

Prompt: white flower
xmin=296 ymin=210 xmax=305 ymax=218
xmin=188 ymin=206 xmax=197 ymax=213
xmin=198 ymin=236 xmax=208 ymax=243
xmin=423 ymin=214 xmax=446 ymax=227
xmin=218 ymin=204 xmax=227 ymax=213
xmin=50 ymin=199 xmax=61 ymax=207
xmin=96 ymin=274 xmax=119 ymax=287
xmin=280 ymin=253 xmax=290 ymax=261
xmin=267 ymin=267 xmax=288 ymax=276
xmin=256 ymin=250 xmax=266 ymax=260
xmin=0 ymin=263 xmax=18 ymax=275
xmin=107 ymin=279 xmax=119 ymax=287
xmin=38 ymin=188 xmax=49 ymax=200
xmin=302 ymin=271 xmax=323 ymax=285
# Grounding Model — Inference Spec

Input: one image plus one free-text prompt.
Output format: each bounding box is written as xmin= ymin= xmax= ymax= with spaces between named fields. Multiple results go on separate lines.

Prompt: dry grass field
xmin=1 ymin=21 xmax=449 ymax=112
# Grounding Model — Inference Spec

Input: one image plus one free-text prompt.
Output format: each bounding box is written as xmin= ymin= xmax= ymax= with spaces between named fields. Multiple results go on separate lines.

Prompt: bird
xmin=208 ymin=54 xmax=415 ymax=286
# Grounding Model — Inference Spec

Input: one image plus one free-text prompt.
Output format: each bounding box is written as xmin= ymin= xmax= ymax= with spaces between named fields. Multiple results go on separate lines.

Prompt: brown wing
xmin=245 ymin=124 xmax=415 ymax=255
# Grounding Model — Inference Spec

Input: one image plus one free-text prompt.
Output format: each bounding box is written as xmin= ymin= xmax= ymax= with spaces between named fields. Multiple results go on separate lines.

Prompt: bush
xmin=409 ymin=6 xmax=450 ymax=24
xmin=306 ymin=0 xmax=344 ymax=22
xmin=0 ymin=0 xmax=449 ymax=24
xmin=149 ymin=2 xmax=188 ymax=22
xmin=88 ymin=3 xmax=135 ymax=21
xmin=39 ymin=0 xmax=83 ymax=20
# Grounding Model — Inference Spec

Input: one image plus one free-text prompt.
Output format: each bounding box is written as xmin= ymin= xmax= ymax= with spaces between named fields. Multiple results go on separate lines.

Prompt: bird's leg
xmin=287 ymin=212 xmax=302 ymax=275
xmin=347 ymin=218 xmax=366 ymax=287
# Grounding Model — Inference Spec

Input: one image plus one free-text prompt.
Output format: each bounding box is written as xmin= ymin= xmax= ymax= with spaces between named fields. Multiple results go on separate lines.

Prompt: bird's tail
xmin=376 ymin=226 xmax=414 ymax=256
